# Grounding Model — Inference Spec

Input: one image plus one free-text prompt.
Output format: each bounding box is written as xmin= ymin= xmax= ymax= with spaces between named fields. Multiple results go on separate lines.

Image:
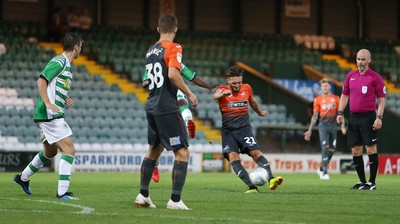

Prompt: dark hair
xmin=158 ymin=14 xmax=178 ymax=33
xmin=63 ymin=32 xmax=81 ymax=51
xmin=227 ymin=65 xmax=244 ymax=77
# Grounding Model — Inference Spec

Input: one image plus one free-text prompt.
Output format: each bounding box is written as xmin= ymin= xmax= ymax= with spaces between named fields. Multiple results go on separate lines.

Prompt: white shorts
xmin=176 ymin=90 xmax=188 ymax=104
xmin=39 ymin=118 xmax=73 ymax=144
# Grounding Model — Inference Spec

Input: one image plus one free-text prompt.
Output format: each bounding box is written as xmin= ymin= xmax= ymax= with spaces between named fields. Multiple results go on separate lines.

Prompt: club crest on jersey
xmin=169 ymin=136 xmax=181 ymax=146
xmin=362 ymin=86 xmax=368 ymax=94
xmin=227 ymin=101 xmax=247 ymax=108
xmin=146 ymin=48 xmax=163 ymax=58
xmin=64 ymin=78 xmax=72 ymax=90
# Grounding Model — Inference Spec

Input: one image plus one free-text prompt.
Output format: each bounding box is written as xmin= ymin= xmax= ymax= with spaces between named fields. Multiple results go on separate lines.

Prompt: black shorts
xmin=147 ymin=112 xmax=189 ymax=151
xmin=318 ymin=122 xmax=337 ymax=149
xmin=347 ymin=111 xmax=378 ymax=147
xmin=221 ymin=125 xmax=260 ymax=158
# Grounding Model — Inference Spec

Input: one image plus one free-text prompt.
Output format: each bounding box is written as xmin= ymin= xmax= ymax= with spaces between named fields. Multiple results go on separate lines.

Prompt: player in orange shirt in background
xmin=213 ymin=65 xmax=283 ymax=193
xmin=304 ymin=78 xmax=347 ymax=180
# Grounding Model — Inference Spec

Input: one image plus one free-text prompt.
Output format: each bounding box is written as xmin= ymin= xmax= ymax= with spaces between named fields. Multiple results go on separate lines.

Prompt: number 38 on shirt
xmin=145 ymin=62 xmax=164 ymax=90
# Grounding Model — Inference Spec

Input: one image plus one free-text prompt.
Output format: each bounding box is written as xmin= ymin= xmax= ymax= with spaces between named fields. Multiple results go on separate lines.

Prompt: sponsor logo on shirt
xmin=321 ymin=103 xmax=336 ymax=110
xmin=227 ymin=101 xmax=247 ymax=108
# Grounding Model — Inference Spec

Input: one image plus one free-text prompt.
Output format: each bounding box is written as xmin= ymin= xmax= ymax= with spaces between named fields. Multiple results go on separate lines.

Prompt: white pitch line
xmin=0 ymin=208 xmax=54 ymax=213
xmin=0 ymin=197 xmax=95 ymax=214
xmin=76 ymin=211 xmax=305 ymax=224
xmin=130 ymin=214 xmax=306 ymax=224
xmin=0 ymin=197 xmax=305 ymax=224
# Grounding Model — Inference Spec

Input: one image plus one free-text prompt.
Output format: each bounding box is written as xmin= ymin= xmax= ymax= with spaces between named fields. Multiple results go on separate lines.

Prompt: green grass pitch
xmin=1 ymin=172 xmax=399 ymax=224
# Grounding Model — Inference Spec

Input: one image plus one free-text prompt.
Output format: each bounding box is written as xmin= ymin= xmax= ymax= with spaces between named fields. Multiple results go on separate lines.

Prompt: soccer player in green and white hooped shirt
xmin=14 ymin=33 xmax=82 ymax=200
xmin=143 ymin=63 xmax=216 ymax=183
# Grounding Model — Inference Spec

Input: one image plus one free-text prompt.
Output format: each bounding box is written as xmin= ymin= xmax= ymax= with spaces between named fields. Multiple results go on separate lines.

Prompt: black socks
xmin=231 ymin=160 xmax=255 ymax=188
xmin=171 ymin=160 xmax=188 ymax=202
xmin=139 ymin=158 xmax=157 ymax=197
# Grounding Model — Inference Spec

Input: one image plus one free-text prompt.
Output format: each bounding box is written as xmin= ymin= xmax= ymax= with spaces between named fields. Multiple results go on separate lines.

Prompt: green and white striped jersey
xmin=34 ymin=53 xmax=73 ymax=122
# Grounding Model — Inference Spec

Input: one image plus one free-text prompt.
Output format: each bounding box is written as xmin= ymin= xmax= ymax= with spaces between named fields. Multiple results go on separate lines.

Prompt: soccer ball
xmin=249 ymin=167 xmax=268 ymax=186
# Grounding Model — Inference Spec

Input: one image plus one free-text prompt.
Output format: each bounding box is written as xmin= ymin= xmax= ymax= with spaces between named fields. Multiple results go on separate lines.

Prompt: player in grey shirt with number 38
xmin=134 ymin=14 xmax=198 ymax=210
xmin=14 ymin=33 xmax=82 ymax=200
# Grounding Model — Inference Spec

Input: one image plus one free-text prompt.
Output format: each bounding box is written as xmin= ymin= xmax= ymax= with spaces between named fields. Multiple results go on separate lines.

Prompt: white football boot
xmin=135 ymin=193 xmax=156 ymax=208
xmin=320 ymin=173 xmax=330 ymax=180
xmin=316 ymin=168 xmax=323 ymax=179
xmin=166 ymin=199 xmax=191 ymax=210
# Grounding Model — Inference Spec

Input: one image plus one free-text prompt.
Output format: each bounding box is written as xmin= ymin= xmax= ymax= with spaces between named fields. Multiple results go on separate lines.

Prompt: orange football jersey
xmin=217 ymin=84 xmax=253 ymax=129
xmin=313 ymin=94 xmax=340 ymax=124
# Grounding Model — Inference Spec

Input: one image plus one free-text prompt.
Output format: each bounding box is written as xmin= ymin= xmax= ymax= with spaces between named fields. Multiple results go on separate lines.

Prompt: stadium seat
xmin=5 ymin=21 xmax=373 ymax=151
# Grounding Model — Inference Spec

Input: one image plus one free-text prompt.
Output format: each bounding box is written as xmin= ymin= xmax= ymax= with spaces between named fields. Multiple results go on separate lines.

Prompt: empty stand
xmin=2 ymin=20 xmax=398 ymax=154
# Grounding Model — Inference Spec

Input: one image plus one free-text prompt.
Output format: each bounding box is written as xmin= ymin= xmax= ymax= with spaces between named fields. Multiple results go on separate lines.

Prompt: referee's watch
xmin=377 ymin=115 xmax=383 ymax=120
